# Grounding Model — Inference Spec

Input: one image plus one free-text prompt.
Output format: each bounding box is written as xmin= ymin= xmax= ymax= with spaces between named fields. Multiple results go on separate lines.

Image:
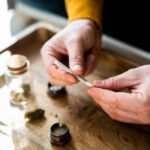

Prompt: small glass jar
xmin=4 ymin=54 xmax=34 ymax=106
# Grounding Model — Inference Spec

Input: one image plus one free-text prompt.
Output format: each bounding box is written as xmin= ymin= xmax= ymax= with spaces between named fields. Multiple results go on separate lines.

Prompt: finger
xmin=41 ymin=45 xmax=77 ymax=83
xmin=88 ymin=87 xmax=143 ymax=113
xmin=49 ymin=77 xmax=76 ymax=85
xmin=48 ymin=65 xmax=78 ymax=83
xmin=84 ymin=54 xmax=96 ymax=76
xmin=99 ymin=101 xmax=150 ymax=124
xmin=93 ymin=70 xmax=140 ymax=91
xmin=98 ymin=101 xmax=139 ymax=124
xmin=84 ymin=35 xmax=100 ymax=75
xmin=66 ymin=38 xmax=84 ymax=75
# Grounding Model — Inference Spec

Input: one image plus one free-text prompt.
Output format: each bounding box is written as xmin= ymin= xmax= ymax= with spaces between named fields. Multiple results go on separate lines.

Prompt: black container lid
xmin=47 ymin=82 xmax=66 ymax=98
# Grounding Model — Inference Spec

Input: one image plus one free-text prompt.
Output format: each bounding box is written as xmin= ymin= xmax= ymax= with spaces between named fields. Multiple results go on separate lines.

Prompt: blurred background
xmin=1 ymin=0 xmax=150 ymax=51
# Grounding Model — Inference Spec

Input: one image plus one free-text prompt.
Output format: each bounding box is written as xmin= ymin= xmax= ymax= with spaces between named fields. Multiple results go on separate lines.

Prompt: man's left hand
xmin=88 ymin=65 xmax=150 ymax=124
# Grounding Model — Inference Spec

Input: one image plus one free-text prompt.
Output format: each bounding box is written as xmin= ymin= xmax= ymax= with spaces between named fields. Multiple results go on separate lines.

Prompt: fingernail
xmin=72 ymin=65 xmax=83 ymax=71
xmin=93 ymin=80 xmax=102 ymax=86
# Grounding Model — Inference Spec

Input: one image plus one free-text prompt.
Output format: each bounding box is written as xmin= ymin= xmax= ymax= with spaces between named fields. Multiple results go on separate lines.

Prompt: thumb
xmin=93 ymin=70 xmax=139 ymax=91
xmin=66 ymin=40 xmax=84 ymax=75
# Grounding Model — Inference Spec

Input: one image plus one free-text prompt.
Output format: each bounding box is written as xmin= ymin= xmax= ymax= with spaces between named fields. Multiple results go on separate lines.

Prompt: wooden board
xmin=0 ymin=23 xmax=150 ymax=150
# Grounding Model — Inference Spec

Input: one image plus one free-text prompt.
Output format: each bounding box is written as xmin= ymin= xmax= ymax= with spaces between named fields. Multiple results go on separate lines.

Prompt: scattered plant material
xmin=25 ymin=108 xmax=45 ymax=120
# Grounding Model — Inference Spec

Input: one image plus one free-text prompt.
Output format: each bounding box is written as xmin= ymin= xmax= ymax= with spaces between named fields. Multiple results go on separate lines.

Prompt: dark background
xmin=103 ymin=0 xmax=150 ymax=51
xmin=17 ymin=0 xmax=150 ymax=51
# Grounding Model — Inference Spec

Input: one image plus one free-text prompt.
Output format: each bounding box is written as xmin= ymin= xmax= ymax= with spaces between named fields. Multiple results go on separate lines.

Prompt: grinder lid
xmin=49 ymin=122 xmax=71 ymax=145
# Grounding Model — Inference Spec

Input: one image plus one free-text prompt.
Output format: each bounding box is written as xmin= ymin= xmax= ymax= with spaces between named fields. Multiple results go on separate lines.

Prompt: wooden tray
xmin=0 ymin=22 xmax=150 ymax=150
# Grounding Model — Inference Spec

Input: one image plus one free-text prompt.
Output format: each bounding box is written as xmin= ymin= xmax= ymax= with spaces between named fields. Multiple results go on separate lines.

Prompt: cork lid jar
xmin=7 ymin=54 xmax=28 ymax=75
xmin=4 ymin=54 xmax=33 ymax=106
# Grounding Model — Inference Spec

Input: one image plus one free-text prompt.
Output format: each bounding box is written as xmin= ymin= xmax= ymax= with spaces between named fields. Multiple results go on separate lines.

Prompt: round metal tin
xmin=49 ymin=122 xmax=71 ymax=145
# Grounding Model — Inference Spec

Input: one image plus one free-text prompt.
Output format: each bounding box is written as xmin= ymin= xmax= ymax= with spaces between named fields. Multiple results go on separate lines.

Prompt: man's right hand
xmin=41 ymin=19 xmax=101 ymax=85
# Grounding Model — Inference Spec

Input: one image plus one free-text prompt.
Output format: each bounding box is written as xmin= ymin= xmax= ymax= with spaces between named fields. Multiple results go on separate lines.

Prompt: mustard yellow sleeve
xmin=65 ymin=0 xmax=103 ymax=30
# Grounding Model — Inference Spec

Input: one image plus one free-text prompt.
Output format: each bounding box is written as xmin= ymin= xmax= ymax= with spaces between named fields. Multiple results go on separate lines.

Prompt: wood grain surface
xmin=0 ymin=25 xmax=150 ymax=150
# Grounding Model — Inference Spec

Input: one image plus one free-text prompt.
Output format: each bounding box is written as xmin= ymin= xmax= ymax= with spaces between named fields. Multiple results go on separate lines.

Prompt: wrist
xmin=68 ymin=19 xmax=101 ymax=34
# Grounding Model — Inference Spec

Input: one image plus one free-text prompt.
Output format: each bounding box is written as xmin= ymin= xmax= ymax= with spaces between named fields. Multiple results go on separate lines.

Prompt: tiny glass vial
xmin=4 ymin=54 xmax=34 ymax=106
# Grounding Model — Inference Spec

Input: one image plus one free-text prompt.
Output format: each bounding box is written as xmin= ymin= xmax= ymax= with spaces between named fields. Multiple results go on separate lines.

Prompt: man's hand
xmin=88 ymin=65 xmax=150 ymax=124
xmin=41 ymin=19 xmax=101 ymax=85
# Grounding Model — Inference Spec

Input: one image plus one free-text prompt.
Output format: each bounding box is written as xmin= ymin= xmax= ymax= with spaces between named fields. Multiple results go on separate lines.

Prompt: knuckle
xmin=109 ymin=109 xmax=117 ymax=119
xmin=136 ymin=95 xmax=150 ymax=116
xmin=109 ymin=77 xmax=116 ymax=88
xmin=126 ymin=69 xmax=141 ymax=81
xmin=109 ymin=96 xmax=118 ymax=109
xmin=127 ymin=68 xmax=134 ymax=74
xmin=103 ymin=77 xmax=116 ymax=89
xmin=84 ymin=26 xmax=93 ymax=34
xmin=138 ymin=106 xmax=150 ymax=116
xmin=41 ymin=43 xmax=52 ymax=54
xmin=110 ymin=101 xmax=117 ymax=109
xmin=138 ymin=97 xmax=150 ymax=115
xmin=66 ymin=34 xmax=81 ymax=44
xmin=71 ymin=55 xmax=83 ymax=62
xmin=110 ymin=113 xmax=117 ymax=120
